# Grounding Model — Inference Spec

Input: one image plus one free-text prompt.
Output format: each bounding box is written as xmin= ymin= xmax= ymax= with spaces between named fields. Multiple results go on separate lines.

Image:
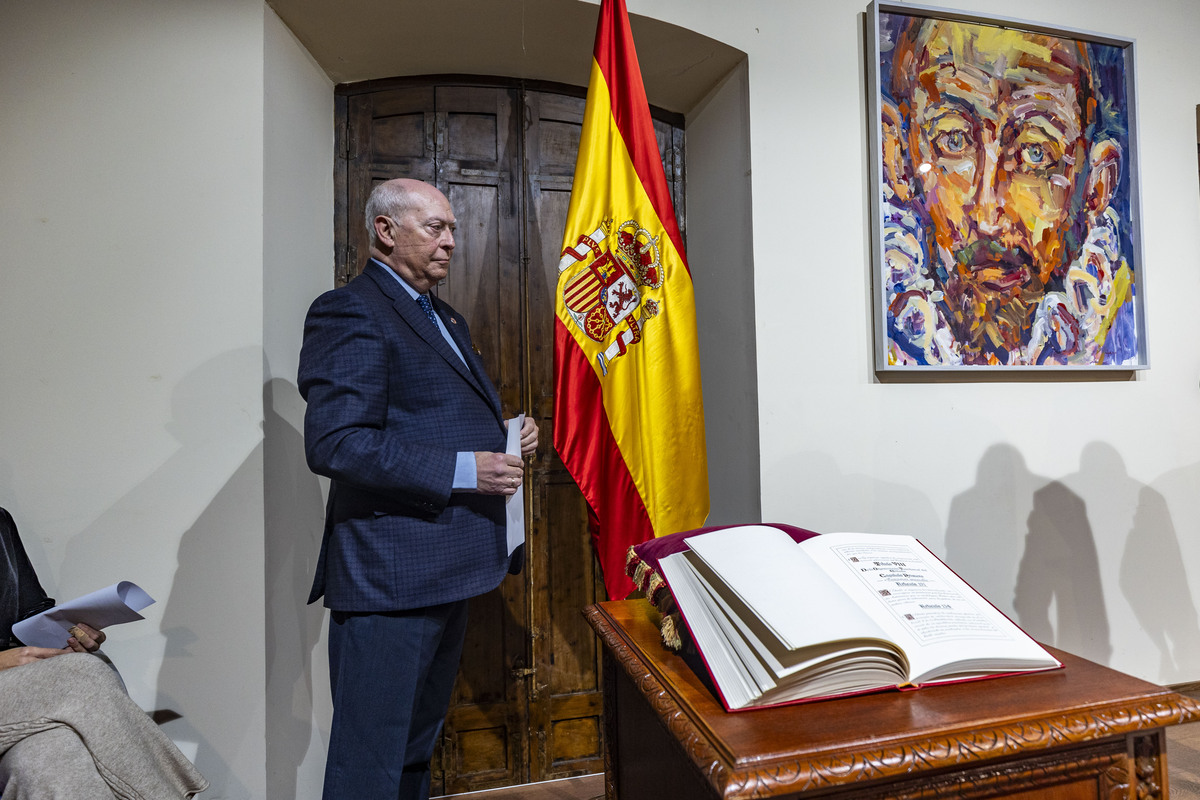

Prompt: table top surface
xmin=586 ymin=599 xmax=1200 ymax=794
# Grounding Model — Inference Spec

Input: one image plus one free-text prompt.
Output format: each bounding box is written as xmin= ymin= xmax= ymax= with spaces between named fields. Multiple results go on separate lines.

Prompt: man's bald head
xmin=366 ymin=179 xmax=449 ymax=249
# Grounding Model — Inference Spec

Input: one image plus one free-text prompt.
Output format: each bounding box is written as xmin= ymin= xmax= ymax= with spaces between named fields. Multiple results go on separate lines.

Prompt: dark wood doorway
xmin=334 ymin=76 xmax=685 ymax=794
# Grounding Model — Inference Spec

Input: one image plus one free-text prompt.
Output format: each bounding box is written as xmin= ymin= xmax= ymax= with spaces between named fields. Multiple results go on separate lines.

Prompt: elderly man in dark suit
xmin=299 ymin=178 xmax=537 ymax=800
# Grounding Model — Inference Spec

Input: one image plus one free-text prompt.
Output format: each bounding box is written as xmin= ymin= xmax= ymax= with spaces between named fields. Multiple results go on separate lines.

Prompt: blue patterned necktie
xmin=418 ymin=293 xmax=470 ymax=369
xmin=416 ymin=294 xmax=439 ymax=327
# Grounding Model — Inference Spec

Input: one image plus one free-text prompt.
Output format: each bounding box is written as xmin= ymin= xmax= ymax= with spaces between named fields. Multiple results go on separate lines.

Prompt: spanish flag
xmin=554 ymin=0 xmax=709 ymax=599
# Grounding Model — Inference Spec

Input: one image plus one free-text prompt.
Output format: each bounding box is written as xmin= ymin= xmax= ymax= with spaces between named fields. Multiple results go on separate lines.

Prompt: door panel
xmin=522 ymin=90 xmax=607 ymax=780
xmin=435 ymin=85 xmax=529 ymax=795
xmin=437 ymin=85 xmax=523 ymax=416
xmin=335 ymin=77 xmax=684 ymax=792
xmin=343 ymin=87 xmax=437 ymax=285
xmin=524 ymin=91 xmax=582 ymax=439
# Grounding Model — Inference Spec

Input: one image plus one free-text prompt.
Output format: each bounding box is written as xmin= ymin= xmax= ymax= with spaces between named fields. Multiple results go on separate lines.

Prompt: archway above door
xmin=265 ymin=0 xmax=744 ymax=114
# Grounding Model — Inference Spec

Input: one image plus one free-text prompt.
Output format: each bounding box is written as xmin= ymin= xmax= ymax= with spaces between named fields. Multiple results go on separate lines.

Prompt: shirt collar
xmin=372 ymin=257 xmax=423 ymax=301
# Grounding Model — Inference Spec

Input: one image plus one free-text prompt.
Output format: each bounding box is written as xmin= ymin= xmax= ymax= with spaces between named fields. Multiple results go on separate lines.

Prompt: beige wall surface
xmin=0 ymin=0 xmax=268 ymax=796
xmin=4 ymin=0 xmax=1200 ymax=798
xmin=645 ymin=0 xmax=1200 ymax=680
xmin=262 ymin=6 xmax=335 ymax=798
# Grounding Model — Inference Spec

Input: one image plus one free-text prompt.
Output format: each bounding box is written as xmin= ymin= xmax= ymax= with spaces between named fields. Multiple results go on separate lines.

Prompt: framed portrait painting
xmin=866 ymin=2 xmax=1148 ymax=370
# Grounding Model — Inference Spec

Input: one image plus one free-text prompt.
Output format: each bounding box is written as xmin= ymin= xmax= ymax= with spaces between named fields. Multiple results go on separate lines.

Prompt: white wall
xmin=686 ymin=60 xmax=762 ymax=524
xmin=0 ymin=0 xmax=267 ymax=796
xmin=3 ymin=0 xmax=1200 ymax=798
xmin=641 ymin=0 xmax=1200 ymax=683
xmin=265 ymin=0 xmax=1200 ymax=788
xmin=262 ymin=7 xmax=335 ymax=799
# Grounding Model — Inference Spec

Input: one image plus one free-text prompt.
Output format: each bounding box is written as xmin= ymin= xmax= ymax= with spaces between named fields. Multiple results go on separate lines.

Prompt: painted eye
xmin=935 ymin=129 xmax=970 ymax=156
xmin=1022 ymin=143 xmax=1047 ymax=165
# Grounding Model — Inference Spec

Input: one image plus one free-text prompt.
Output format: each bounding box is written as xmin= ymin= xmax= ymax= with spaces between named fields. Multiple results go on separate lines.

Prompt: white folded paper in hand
xmin=12 ymin=581 xmax=155 ymax=649
xmin=506 ymin=413 xmax=526 ymax=556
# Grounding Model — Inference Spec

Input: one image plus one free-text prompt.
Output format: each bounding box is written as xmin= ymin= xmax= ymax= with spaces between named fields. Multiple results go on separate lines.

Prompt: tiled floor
xmin=443 ymin=690 xmax=1200 ymax=799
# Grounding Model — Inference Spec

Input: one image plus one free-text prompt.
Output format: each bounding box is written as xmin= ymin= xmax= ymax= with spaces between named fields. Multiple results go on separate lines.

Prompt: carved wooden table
xmin=584 ymin=599 xmax=1200 ymax=800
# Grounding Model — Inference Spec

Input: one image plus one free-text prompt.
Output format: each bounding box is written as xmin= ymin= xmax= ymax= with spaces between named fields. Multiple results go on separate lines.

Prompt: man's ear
xmin=1084 ymin=139 xmax=1121 ymax=218
xmin=372 ymin=215 xmax=396 ymax=249
xmin=881 ymin=99 xmax=914 ymax=203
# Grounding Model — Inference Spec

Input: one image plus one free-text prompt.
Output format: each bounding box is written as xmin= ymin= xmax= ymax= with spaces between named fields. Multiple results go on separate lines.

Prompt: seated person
xmin=0 ymin=507 xmax=208 ymax=799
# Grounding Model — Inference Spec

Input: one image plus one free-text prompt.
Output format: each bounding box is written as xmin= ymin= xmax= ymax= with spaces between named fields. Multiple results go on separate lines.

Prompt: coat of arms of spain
xmin=558 ymin=218 xmax=663 ymax=375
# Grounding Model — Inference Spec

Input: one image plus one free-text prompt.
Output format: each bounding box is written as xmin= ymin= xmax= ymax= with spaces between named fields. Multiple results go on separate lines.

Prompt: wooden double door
xmin=333 ymin=77 xmax=686 ymax=794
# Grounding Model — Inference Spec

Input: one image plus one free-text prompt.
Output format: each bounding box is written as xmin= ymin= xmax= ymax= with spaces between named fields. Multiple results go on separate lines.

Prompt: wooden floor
xmin=1170 ymin=688 xmax=1200 ymax=800
xmin=436 ymin=774 xmax=603 ymax=800
xmin=439 ymin=688 xmax=1200 ymax=800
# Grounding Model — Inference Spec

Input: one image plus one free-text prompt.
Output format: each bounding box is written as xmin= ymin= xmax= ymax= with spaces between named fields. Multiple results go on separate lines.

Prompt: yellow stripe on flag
xmin=556 ymin=57 xmax=708 ymax=540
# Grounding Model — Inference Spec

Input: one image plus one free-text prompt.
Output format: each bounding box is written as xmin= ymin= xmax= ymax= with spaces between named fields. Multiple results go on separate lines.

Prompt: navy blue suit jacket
xmin=298 ymin=261 xmax=513 ymax=612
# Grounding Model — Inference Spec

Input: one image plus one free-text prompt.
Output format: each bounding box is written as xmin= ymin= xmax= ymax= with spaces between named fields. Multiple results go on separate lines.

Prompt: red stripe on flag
xmin=564 ymin=271 xmax=601 ymax=311
xmin=554 ymin=318 xmax=650 ymax=599
xmin=592 ymin=0 xmax=689 ymax=272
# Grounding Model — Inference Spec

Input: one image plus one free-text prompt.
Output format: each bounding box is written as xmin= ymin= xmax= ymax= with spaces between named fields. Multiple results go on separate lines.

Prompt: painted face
xmin=903 ymin=22 xmax=1090 ymax=355
xmin=386 ymin=186 xmax=457 ymax=294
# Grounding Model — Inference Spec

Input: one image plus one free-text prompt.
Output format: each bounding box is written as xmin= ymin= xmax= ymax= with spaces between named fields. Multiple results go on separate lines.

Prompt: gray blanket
xmin=0 ymin=654 xmax=207 ymax=799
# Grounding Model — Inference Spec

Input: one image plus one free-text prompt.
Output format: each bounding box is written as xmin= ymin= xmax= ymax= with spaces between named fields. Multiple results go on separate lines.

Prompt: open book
xmin=657 ymin=526 xmax=1061 ymax=711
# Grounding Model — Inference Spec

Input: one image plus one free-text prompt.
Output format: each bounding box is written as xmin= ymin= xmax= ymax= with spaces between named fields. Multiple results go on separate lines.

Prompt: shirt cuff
xmin=452 ymin=451 xmax=478 ymax=491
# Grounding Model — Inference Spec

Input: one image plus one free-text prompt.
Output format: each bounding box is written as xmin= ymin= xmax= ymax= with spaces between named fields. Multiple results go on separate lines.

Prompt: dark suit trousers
xmin=323 ymin=601 xmax=469 ymax=800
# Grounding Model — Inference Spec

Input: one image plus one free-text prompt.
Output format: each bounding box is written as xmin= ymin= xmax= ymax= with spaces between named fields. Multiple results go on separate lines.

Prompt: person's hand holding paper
xmin=12 ymin=581 xmax=154 ymax=649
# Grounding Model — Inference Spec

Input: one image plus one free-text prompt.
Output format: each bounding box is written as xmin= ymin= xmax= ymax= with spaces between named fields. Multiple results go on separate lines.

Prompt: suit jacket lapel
xmin=363 ymin=262 xmax=500 ymax=417
xmin=434 ymin=297 xmax=503 ymax=418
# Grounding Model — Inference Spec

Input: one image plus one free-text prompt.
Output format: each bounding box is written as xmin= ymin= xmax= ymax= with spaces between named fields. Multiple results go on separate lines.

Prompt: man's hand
xmin=475 ymin=452 xmax=526 ymax=496
xmin=505 ymin=416 xmax=539 ymax=457
xmin=0 ymin=646 xmax=69 ymax=672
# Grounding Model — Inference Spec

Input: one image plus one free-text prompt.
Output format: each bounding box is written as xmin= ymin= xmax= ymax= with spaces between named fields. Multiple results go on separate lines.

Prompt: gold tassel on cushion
xmin=624 ymin=544 xmax=683 ymax=650
xmin=659 ymin=612 xmax=683 ymax=651
xmin=645 ymin=573 xmax=667 ymax=608
xmin=628 ymin=558 xmax=652 ymax=594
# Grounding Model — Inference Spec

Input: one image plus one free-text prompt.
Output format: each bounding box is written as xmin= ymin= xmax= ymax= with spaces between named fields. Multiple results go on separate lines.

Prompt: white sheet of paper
xmin=506 ymin=413 xmax=526 ymax=556
xmin=12 ymin=581 xmax=155 ymax=649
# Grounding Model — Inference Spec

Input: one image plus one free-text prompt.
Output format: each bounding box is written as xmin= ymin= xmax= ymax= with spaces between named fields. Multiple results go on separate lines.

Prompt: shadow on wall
xmin=155 ymin=449 xmax=262 ymax=799
xmin=263 ymin=376 xmax=328 ymax=800
xmin=946 ymin=441 xmax=1200 ymax=680
xmin=1124 ymin=456 xmax=1200 ymax=684
xmin=944 ymin=444 xmax=1038 ymax=620
xmin=1014 ymin=478 xmax=1111 ymax=666
xmin=946 ymin=442 xmax=1111 ymax=665
xmin=53 ymin=348 xmax=265 ymax=798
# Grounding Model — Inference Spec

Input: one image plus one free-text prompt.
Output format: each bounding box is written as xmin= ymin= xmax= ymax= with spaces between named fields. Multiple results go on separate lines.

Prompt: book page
xmin=658 ymin=551 xmax=766 ymax=709
xmin=683 ymin=526 xmax=890 ymax=651
xmin=661 ymin=546 xmax=907 ymax=710
xmin=682 ymin=549 xmax=904 ymax=681
xmin=800 ymin=533 xmax=1059 ymax=682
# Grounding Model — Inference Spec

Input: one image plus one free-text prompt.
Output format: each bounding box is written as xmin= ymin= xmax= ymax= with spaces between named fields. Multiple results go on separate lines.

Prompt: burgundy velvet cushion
xmin=625 ymin=523 xmax=821 ymax=649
